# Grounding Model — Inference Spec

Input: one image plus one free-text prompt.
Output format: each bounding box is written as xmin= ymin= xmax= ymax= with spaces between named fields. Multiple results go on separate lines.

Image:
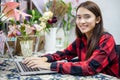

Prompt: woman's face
xmin=76 ymin=7 xmax=98 ymax=36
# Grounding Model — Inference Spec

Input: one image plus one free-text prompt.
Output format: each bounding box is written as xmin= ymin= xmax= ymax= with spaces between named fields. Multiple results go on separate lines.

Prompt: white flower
xmin=39 ymin=11 xmax=53 ymax=22
xmin=42 ymin=11 xmax=53 ymax=20
xmin=34 ymin=22 xmax=46 ymax=31
xmin=40 ymin=22 xmax=46 ymax=28
xmin=38 ymin=11 xmax=53 ymax=31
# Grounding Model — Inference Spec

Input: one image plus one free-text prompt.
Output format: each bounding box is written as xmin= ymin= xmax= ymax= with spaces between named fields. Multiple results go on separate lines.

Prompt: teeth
xmin=81 ymin=26 xmax=87 ymax=28
xmin=81 ymin=25 xmax=87 ymax=27
xmin=80 ymin=26 xmax=87 ymax=29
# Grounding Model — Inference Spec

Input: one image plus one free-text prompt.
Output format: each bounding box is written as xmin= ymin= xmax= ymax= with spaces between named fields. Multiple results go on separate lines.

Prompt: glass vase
xmin=20 ymin=40 xmax=33 ymax=57
xmin=64 ymin=31 xmax=70 ymax=48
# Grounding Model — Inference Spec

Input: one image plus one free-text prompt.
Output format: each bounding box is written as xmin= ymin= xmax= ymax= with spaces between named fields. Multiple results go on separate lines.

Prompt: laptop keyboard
xmin=19 ymin=62 xmax=40 ymax=72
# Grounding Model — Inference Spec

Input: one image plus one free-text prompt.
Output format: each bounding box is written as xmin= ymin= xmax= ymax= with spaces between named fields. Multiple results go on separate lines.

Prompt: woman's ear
xmin=96 ymin=16 xmax=101 ymax=24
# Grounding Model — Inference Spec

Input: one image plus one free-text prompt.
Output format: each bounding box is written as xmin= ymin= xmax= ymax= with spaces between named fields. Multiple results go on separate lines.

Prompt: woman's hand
xmin=22 ymin=57 xmax=51 ymax=69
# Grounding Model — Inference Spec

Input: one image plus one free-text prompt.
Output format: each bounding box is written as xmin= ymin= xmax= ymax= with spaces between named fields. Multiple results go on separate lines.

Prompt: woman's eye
xmin=76 ymin=16 xmax=81 ymax=19
xmin=84 ymin=15 xmax=90 ymax=19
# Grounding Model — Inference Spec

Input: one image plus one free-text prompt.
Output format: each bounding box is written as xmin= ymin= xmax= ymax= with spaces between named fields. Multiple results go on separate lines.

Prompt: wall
xmin=89 ymin=0 xmax=120 ymax=44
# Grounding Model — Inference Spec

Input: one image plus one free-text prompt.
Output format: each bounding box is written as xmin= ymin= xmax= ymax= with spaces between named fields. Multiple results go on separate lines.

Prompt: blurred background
xmin=1 ymin=0 xmax=120 ymax=44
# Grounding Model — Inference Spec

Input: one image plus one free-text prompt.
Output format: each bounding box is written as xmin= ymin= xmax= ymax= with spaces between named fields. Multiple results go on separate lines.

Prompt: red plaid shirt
xmin=44 ymin=32 xmax=119 ymax=78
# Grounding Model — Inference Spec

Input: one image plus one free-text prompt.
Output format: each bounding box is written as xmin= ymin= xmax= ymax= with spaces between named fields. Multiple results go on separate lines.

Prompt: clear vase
xmin=20 ymin=40 xmax=33 ymax=57
xmin=64 ymin=31 xmax=70 ymax=48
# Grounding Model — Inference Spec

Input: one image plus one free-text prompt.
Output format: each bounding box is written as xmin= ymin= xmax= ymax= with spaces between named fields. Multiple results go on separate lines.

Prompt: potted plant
xmin=40 ymin=0 xmax=69 ymax=51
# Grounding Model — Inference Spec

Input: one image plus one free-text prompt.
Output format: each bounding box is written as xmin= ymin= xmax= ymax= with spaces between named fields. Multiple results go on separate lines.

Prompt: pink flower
xmin=7 ymin=25 xmax=21 ymax=37
xmin=1 ymin=2 xmax=19 ymax=9
xmin=1 ymin=2 xmax=19 ymax=17
xmin=0 ymin=1 xmax=20 ymax=26
xmin=14 ymin=9 xmax=32 ymax=21
xmin=0 ymin=2 xmax=32 ymax=21
xmin=25 ymin=24 xmax=35 ymax=35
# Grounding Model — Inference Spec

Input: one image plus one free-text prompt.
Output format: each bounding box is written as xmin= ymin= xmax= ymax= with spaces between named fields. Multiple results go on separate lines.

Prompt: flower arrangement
xmin=0 ymin=1 xmax=36 ymax=38
xmin=1 ymin=2 xmax=42 ymax=40
xmin=39 ymin=0 xmax=69 ymax=31
xmin=37 ymin=11 xmax=53 ymax=31
xmin=7 ymin=21 xmax=36 ymax=40
xmin=0 ymin=0 xmax=73 ymax=39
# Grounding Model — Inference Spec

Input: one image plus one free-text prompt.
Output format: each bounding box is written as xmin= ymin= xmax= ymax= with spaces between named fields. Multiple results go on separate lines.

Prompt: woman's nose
xmin=80 ymin=18 xmax=86 ymax=23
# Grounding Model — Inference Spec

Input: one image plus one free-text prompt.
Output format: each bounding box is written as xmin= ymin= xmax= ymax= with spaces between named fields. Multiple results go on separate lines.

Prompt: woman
xmin=23 ymin=1 xmax=119 ymax=78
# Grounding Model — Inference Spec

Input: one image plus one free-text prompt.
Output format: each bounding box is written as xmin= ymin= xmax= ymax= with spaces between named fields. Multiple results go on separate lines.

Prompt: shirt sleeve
xmin=50 ymin=34 xmax=117 ymax=76
xmin=44 ymin=39 xmax=78 ymax=62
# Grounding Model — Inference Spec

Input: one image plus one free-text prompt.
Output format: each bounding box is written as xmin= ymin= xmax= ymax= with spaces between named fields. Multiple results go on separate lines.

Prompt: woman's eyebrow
xmin=76 ymin=14 xmax=81 ymax=17
xmin=76 ymin=14 xmax=90 ymax=16
xmin=84 ymin=14 xmax=90 ymax=16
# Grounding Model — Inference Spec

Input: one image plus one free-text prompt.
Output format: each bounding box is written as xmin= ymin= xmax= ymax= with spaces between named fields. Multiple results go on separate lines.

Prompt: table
xmin=0 ymin=58 xmax=119 ymax=80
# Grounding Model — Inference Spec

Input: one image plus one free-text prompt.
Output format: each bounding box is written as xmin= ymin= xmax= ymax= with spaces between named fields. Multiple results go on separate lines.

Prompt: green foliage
xmin=20 ymin=24 xmax=26 ymax=36
xmin=62 ymin=2 xmax=75 ymax=35
xmin=27 ymin=9 xmax=42 ymax=25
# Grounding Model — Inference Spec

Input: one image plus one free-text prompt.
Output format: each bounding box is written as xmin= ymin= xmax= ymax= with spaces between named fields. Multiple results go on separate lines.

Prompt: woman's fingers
xmin=24 ymin=59 xmax=41 ymax=67
xmin=22 ymin=57 xmax=31 ymax=64
xmin=27 ymin=61 xmax=44 ymax=69
xmin=22 ymin=57 xmax=39 ymax=64
xmin=31 ymin=64 xmax=41 ymax=68
xmin=27 ymin=61 xmax=37 ymax=68
xmin=30 ymin=63 xmax=51 ymax=69
xmin=22 ymin=57 xmax=50 ymax=69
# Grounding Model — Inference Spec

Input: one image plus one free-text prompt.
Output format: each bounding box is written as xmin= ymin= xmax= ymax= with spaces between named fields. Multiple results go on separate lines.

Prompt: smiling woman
xmin=76 ymin=7 xmax=101 ymax=38
xmin=22 ymin=1 xmax=120 ymax=78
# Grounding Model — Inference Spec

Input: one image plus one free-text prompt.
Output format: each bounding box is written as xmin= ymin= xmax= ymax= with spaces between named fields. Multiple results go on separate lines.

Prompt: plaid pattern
xmin=44 ymin=32 xmax=120 ymax=78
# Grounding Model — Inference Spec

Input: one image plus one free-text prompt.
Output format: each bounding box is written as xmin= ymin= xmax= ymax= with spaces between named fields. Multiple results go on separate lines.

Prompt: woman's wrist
xmin=41 ymin=57 xmax=48 ymax=62
xmin=47 ymin=63 xmax=51 ymax=70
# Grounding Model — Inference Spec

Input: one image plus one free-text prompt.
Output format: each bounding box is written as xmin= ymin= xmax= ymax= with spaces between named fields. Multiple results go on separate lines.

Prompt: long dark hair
xmin=75 ymin=1 xmax=104 ymax=60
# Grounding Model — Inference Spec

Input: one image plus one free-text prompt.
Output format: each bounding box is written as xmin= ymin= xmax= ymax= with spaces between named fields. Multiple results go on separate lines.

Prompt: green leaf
xmin=32 ymin=10 xmax=35 ymax=16
xmin=27 ymin=9 xmax=42 ymax=25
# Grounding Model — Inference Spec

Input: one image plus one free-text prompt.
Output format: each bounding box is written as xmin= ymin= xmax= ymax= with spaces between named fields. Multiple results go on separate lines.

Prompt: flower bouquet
xmin=37 ymin=0 xmax=70 ymax=51
xmin=7 ymin=19 xmax=42 ymax=57
xmin=0 ymin=1 xmax=43 ymax=57
xmin=38 ymin=0 xmax=69 ymax=32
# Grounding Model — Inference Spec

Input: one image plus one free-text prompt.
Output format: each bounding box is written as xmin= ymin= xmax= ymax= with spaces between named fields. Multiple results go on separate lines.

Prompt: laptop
xmin=4 ymin=35 xmax=57 ymax=76
xmin=14 ymin=59 xmax=57 ymax=76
